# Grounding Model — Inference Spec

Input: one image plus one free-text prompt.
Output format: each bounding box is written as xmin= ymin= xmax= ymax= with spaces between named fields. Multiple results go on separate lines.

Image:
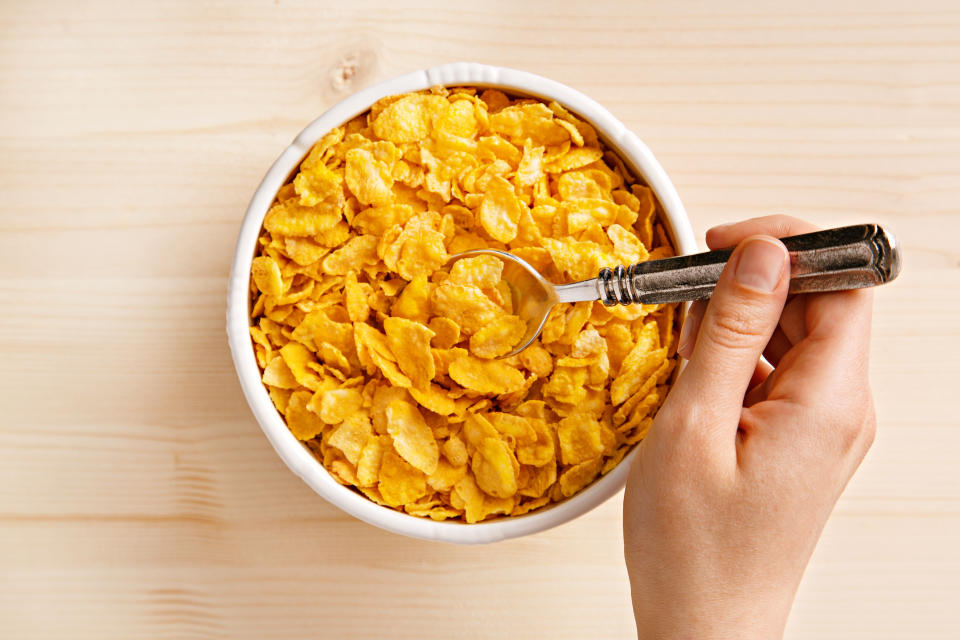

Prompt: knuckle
xmin=860 ymin=417 xmax=877 ymax=451
xmin=836 ymin=419 xmax=862 ymax=452
xmin=703 ymin=305 xmax=766 ymax=351
xmin=856 ymin=400 xmax=878 ymax=452
xmin=651 ymin=405 xmax=731 ymax=480
xmin=837 ymin=394 xmax=877 ymax=454
xmin=757 ymin=213 xmax=818 ymax=237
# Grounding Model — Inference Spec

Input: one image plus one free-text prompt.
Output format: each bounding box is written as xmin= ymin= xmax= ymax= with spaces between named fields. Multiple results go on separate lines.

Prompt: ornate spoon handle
xmin=594 ymin=224 xmax=901 ymax=306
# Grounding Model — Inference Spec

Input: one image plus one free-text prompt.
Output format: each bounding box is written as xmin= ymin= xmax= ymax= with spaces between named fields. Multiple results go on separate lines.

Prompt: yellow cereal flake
xmin=430 ymin=282 xmax=504 ymax=336
xmin=279 ymin=341 xmax=320 ymax=389
xmin=284 ymin=390 xmax=326 ymax=440
xmin=251 ymin=256 xmax=284 ymax=297
xmin=558 ymin=415 xmax=605 ymax=465
xmin=472 ymin=437 xmax=519 ymax=498
xmin=515 ymin=419 xmax=556 ymax=466
xmin=391 ymin=275 xmax=435 ymax=324
xmin=487 ymin=412 xmax=536 ymax=446
xmin=284 ymin=237 xmax=329 ymax=266
xmin=342 ymin=272 xmax=371 ymax=323
xmin=385 ymin=399 xmax=439 ymax=475
xmin=468 ymin=314 xmax=526 ymax=358
xmin=397 ymin=224 xmax=448 ymax=281
xmin=515 ymin=144 xmax=545 ymax=187
xmin=542 ymin=366 xmax=589 ymax=406
xmin=519 ymin=461 xmax=557 ymax=499
xmin=291 ymin=310 xmax=354 ymax=355
xmin=427 ymin=459 xmax=468 ymax=492
xmin=453 ymin=474 xmax=513 ymax=524
xmin=262 ymin=355 xmax=299 ymax=389
xmin=294 ymin=162 xmax=342 ymax=207
xmin=489 ymin=103 xmax=570 ymax=147
xmin=449 ymin=355 xmax=526 ymax=394
xmin=607 ymin=223 xmax=650 ymax=265
xmin=448 ymin=254 xmax=503 ymax=289
xmin=408 ymin=383 xmax=457 ymax=416
xmin=314 ymin=221 xmax=352 ymax=248
xmin=326 ymin=411 xmax=372 ymax=465
xmin=352 ymin=204 xmax=414 ymax=236
xmin=356 ymin=434 xmax=389 ymax=487
xmin=543 ymin=147 xmax=604 ymax=173
xmin=372 ymin=93 xmax=449 ymax=143
xmin=378 ymin=450 xmax=428 ymax=507
xmin=611 ymin=326 xmax=667 ymax=404
xmin=264 ymin=199 xmax=342 ymax=237
xmin=322 ymin=235 xmax=379 ymax=275
xmin=371 ymin=385 xmax=410 ymax=434
xmin=442 ymin=434 xmax=469 ymax=467
xmin=344 ymin=147 xmax=395 ymax=207
xmin=384 ymin=316 xmax=436 ymax=390
xmin=314 ymin=387 xmax=364 ymax=424
xmin=558 ymin=458 xmax=603 ymax=498
xmin=478 ymin=175 xmax=525 ymax=243
xmin=513 ymin=495 xmax=551 ymax=516
xmin=427 ymin=316 xmax=461 ymax=349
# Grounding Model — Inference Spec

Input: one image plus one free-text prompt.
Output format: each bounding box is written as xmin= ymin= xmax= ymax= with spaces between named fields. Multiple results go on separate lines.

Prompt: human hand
xmin=623 ymin=215 xmax=876 ymax=639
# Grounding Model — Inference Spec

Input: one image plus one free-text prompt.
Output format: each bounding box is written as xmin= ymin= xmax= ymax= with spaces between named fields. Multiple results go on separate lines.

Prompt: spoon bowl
xmin=450 ymin=249 xmax=565 ymax=357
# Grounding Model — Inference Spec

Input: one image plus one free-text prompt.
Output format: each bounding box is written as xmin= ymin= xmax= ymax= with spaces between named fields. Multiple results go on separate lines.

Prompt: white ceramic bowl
xmin=227 ymin=62 xmax=696 ymax=544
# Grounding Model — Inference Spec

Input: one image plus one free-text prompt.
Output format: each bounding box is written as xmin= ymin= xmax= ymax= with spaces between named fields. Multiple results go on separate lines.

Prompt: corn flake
xmin=385 ymin=400 xmax=439 ymax=475
xmin=558 ymin=415 xmax=605 ymax=465
xmin=285 ymin=390 xmax=326 ymax=440
xmin=430 ymin=283 xmax=503 ymax=335
xmin=378 ymin=450 xmax=428 ymax=507
xmin=384 ymin=316 xmax=435 ymax=389
xmin=472 ymin=437 xmax=519 ymax=498
xmin=469 ymin=314 xmax=526 ymax=359
xmin=449 ymin=355 xmax=526 ymax=394
xmin=251 ymin=256 xmax=284 ymax=297
xmin=478 ymin=175 xmax=525 ymax=243
xmin=327 ymin=411 xmax=372 ymax=465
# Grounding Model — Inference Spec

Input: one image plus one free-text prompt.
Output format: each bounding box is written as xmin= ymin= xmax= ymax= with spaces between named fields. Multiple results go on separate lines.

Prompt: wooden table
xmin=2 ymin=1 xmax=957 ymax=637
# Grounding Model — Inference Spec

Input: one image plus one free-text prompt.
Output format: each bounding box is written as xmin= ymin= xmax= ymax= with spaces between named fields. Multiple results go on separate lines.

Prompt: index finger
xmin=786 ymin=288 xmax=875 ymax=399
xmin=706 ymin=214 xmax=819 ymax=250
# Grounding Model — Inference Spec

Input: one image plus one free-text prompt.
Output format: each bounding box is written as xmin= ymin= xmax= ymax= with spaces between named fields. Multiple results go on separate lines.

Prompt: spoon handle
xmin=596 ymin=223 xmax=902 ymax=306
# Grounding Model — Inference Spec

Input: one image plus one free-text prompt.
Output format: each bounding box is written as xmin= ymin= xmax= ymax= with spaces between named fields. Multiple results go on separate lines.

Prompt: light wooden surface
xmin=1 ymin=1 xmax=958 ymax=637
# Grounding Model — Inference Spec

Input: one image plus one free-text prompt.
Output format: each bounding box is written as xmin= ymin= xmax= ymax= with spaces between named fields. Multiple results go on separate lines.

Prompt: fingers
xmin=684 ymin=296 xmax=804 ymax=366
xmin=667 ymin=235 xmax=790 ymax=439
xmin=749 ymin=358 xmax=774 ymax=390
xmin=706 ymin=215 xmax=819 ymax=251
xmin=744 ymin=359 xmax=774 ymax=408
xmin=776 ymin=288 xmax=875 ymax=406
xmin=677 ymin=300 xmax=706 ymax=359
xmin=762 ymin=326 xmax=794 ymax=367
xmin=778 ymin=295 xmax=808 ymax=345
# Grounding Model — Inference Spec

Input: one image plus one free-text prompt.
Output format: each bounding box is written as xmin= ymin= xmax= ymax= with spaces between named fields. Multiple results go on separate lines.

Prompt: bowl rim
xmin=226 ymin=62 xmax=697 ymax=544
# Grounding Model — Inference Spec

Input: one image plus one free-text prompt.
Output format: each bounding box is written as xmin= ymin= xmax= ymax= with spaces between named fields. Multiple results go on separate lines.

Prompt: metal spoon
xmin=450 ymin=223 xmax=901 ymax=358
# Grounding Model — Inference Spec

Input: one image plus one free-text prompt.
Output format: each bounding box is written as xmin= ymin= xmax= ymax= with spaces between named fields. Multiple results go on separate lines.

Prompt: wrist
xmin=630 ymin=578 xmax=794 ymax=640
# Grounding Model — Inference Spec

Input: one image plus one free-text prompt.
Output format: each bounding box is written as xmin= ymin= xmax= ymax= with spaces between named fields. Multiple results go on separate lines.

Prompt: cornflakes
xmin=385 ymin=400 xmax=439 ymax=475
xmin=383 ymin=316 xmax=435 ymax=389
xmin=468 ymin=314 xmax=526 ymax=358
xmin=250 ymin=87 xmax=679 ymax=523
xmin=448 ymin=355 xmax=526 ymax=394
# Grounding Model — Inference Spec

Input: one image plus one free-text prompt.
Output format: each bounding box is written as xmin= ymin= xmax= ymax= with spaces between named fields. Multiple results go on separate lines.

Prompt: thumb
xmin=671 ymin=235 xmax=789 ymax=427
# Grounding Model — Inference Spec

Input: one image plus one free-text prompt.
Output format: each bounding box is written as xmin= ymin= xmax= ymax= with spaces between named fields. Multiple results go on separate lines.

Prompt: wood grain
xmin=1 ymin=1 xmax=958 ymax=637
